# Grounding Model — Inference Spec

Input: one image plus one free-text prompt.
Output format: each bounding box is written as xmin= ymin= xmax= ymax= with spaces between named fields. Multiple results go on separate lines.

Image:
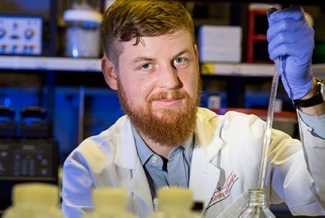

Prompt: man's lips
xmin=153 ymin=98 xmax=182 ymax=107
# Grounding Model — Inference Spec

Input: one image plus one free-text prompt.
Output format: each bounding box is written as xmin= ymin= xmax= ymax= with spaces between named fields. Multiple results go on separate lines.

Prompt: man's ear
xmin=101 ymin=56 xmax=118 ymax=90
xmin=194 ymin=44 xmax=200 ymax=69
xmin=194 ymin=44 xmax=199 ymax=61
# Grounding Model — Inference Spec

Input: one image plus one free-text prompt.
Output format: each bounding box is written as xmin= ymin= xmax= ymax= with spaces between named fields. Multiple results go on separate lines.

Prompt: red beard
xmin=117 ymin=77 xmax=202 ymax=147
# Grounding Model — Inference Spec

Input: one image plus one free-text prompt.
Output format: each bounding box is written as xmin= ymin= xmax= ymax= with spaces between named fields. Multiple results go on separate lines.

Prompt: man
xmin=61 ymin=0 xmax=325 ymax=217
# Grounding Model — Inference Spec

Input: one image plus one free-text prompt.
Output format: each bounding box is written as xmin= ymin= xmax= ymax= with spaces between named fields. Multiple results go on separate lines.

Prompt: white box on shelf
xmin=198 ymin=25 xmax=242 ymax=46
xmin=198 ymin=25 xmax=242 ymax=63
xmin=199 ymin=46 xmax=241 ymax=63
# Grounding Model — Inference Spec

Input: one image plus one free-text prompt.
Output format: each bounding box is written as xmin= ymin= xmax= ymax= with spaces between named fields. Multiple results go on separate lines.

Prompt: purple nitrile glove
xmin=267 ymin=5 xmax=315 ymax=100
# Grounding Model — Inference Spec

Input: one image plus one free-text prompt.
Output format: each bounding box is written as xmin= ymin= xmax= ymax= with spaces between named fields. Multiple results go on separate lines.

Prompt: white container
xmin=66 ymin=0 xmax=102 ymax=11
xmin=83 ymin=188 xmax=135 ymax=218
xmin=147 ymin=187 xmax=201 ymax=218
xmin=208 ymin=95 xmax=222 ymax=109
xmin=63 ymin=9 xmax=103 ymax=58
xmin=2 ymin=182 xmax=64 ymax=218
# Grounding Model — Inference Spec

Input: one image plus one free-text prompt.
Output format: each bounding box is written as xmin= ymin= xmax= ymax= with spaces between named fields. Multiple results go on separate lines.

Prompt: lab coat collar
xmin=195 ymin=109 xmax=222 ymax=160
xmin=190 ymin=109 xmax=223 ymax=211
xmin=114 ymin=116 xmax=154 ymax=214
xmin=115 ymin=117 xmax=139 ymax=170
xmin=128 ymin=158 xmax=155 ymax=214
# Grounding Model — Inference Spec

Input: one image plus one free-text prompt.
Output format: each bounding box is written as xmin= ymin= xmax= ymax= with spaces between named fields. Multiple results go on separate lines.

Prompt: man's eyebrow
xmin=132 ymin=49 xmax=192 ymax=64
xmin=174 ymin=49 xmax=191 ymax=57
xmin=132 ymin=56 xmax=155 ymax=64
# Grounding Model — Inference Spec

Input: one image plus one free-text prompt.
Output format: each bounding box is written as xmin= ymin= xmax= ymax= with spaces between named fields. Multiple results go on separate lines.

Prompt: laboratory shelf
xmin=201 ymin=62 xmax=274 ymax=76
xmin=0 ymin=56 xmax=102 ymax=72
xmin=201 ymin=62 xmax=325 ymax=77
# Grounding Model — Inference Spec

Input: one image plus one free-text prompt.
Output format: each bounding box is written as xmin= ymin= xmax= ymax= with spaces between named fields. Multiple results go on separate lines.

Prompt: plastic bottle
xmin=147 ymin=187 xmax=201 ymax=218
xmin=83 ymin=188 xmax=135 ymax=218
xmin=238 ymin=189 xmax=276 ymax=218
xmin=63 ymin=1 xmax=103 ymax=58
xmin=2 ymin=182 xmax=64 ymax=218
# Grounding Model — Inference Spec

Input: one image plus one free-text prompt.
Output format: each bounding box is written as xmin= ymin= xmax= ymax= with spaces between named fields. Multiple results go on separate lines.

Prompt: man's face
xmin=117 ymin=30 xmax=201 ymax=147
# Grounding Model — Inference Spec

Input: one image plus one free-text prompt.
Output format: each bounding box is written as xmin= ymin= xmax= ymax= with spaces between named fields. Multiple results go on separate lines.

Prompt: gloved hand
xmin=267 ymin=5 xmax=315 ymax=100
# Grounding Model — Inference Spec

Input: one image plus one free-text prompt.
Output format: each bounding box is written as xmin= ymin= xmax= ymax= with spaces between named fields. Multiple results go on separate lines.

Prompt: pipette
xmin=257 ymin=58 xmax=282 ymax=190
xmin=257 ymin=6 xmax=287 ymax=190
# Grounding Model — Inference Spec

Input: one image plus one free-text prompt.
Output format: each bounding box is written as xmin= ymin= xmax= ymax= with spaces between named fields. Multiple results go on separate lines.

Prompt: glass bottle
xmin=238 ymin=189 xmax=275 ymax=218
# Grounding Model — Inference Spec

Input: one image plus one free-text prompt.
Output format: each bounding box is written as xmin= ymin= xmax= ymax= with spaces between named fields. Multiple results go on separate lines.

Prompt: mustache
xmin=148 ymin=90 xmax=187 ymax=102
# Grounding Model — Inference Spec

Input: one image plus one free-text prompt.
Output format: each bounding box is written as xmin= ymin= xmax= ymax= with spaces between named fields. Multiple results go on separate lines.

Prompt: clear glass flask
xmin=238 ymin=189 xmax=276 ymax=218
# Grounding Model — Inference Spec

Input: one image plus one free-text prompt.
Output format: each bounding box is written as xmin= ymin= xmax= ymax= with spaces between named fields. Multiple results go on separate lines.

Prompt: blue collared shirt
xmin=132 ymin=125 xmax=194 ymax=199
xmin=299 ymin=110 xmax=325 ymax=138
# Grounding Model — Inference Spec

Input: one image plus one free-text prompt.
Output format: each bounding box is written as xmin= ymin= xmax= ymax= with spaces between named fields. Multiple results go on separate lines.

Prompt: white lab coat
xmin=61 ymin=107 xmax=325 ymax=218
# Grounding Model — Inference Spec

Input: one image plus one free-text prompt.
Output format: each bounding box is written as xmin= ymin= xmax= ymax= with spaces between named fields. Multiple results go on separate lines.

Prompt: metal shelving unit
xmin=0 ymin=56 xmax=102 ymax=72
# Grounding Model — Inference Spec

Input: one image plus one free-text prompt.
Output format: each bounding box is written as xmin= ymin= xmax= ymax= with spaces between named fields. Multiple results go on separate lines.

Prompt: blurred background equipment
xmin=0 ymin=106 xmax=59 ymax=217
xmin=18 ymin=106 xmax=51 ymax=139
xmin=0 ymin=15 xmax=43 ymax=55
xmin=0 ymin=106 xmax=16 ymax=138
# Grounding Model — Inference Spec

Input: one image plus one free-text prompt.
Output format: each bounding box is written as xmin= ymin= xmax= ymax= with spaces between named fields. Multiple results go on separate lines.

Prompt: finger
xmin=268 ymin=30 xmax=314 ymax=60
xmin=267 ymin=19 xmax=307 ymax=42
xmin=268 ymin=5 xmax=305 ymax=26
xmin=269 ymin=39 xmax=314 ymax=61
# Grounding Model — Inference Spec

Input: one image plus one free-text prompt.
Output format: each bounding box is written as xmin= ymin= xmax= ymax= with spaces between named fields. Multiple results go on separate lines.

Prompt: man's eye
xmin=174 ymin=58 xmax=185 ymax=64
xmin=141 ymin=63 xmax=151 ymax=70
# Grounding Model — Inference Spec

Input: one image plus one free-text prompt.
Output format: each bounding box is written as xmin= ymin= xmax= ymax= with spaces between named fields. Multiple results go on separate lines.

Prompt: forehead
xmin=120 ymin=30 xmax=193 ymax=57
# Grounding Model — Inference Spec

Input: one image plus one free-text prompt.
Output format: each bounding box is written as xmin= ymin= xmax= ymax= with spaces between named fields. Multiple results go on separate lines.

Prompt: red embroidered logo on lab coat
xmin=208 ymin=171 xmax=238 ymax=206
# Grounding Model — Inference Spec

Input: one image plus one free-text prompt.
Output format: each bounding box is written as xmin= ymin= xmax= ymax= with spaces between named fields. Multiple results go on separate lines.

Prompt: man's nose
xmin=158 ymin=64 xmax=180 ymax=89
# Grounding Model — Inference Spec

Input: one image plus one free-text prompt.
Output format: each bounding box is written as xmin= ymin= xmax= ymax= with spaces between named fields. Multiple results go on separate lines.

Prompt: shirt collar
xmin=132 ymin=125 xmax=194 ymax=165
